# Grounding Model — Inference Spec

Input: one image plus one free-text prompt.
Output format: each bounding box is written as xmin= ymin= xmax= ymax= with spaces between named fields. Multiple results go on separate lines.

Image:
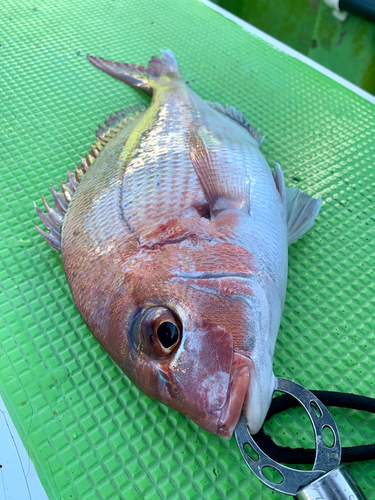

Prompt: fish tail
xmin=87 ymin=49 xmax=180 ymax=94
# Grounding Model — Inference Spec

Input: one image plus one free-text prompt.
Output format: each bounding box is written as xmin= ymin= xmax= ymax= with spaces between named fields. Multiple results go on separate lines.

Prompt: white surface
xmin=0 ymin=395 xmax=49 ymax=500
xmin=199 ymin=0 xmax=375 ymax=105
xmin=324 ymin=0 xmax=340 ymax=8
xmin=324 ymin=0 xmax=348 ymax=21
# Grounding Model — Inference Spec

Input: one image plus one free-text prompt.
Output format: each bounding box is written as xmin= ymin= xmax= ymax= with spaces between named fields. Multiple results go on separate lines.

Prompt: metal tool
xmin=235 ymin=377 xmax=367 ymax=499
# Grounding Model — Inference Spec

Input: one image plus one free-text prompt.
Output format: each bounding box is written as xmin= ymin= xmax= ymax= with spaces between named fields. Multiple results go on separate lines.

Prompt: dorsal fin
xmin=34 ymin=104 xmax=145 ymax=251
xmin=206 ymin=101 xmax=265 ymax=147
xmin=95 ymin=105 xmax=145 ymax=147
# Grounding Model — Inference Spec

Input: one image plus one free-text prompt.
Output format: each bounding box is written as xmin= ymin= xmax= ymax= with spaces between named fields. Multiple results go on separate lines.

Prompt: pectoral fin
xmin=188 ymin=129 xmax=250 ymax=217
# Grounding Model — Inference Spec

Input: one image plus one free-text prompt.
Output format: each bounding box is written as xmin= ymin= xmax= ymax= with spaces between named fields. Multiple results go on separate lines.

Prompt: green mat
xmin=1 ymin=0 xmax=374 ymax=498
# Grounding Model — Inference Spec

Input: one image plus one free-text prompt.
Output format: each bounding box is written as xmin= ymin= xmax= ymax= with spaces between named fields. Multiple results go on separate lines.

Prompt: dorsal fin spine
xmin=35 ymin=104 xmax=145 ymax=251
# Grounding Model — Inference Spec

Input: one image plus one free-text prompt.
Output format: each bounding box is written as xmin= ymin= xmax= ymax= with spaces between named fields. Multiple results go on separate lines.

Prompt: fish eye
xmin=136 ymin=307 xmax=182 ymax=358
xmin=157 ymin=321 xmax=179 ymax=348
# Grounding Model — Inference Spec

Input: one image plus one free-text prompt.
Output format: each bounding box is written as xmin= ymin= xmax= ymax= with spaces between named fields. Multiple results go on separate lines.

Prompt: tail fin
xmin=87 ymin=49 xmax=179 ymax=94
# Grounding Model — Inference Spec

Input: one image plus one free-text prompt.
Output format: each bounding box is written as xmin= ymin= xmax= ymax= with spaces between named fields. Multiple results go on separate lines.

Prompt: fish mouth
xmin=217 ymin=352 xmax=253 ymax=439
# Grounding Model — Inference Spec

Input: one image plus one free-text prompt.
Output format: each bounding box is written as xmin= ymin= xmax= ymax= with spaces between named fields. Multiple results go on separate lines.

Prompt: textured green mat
xmin=1 ymin=0 xmax=375 ymax=499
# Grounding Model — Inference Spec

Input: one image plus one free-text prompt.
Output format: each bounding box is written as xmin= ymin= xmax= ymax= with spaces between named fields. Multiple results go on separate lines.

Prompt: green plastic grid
xmin=0 ymin=0 xmax=374 ymax=498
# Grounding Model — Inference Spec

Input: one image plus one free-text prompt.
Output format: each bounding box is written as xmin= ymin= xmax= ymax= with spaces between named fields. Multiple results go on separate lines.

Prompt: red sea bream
xmin=35 ymin=50 xmax=321 ymax=438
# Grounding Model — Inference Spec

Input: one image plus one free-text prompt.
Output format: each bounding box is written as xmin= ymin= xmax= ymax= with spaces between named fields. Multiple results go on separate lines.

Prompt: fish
xmin=35 ymin=50 xmax=321 ymax=438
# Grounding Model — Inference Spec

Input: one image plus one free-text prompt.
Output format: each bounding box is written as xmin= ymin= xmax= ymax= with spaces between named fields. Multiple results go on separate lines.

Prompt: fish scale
xmin=198 ymin=103 xmax=287 ymax=292
xmin=122 ymin=94 xmax=204 ymax=245
xmin=35 ymin=49 xmax=322 ymax=439
xmin=63 ymin=108 xmax=145 ymax=259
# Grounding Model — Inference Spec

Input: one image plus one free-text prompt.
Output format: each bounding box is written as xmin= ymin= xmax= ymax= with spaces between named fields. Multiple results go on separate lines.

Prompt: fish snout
xmin=217 ymin=352 xmax=252 ymax=439
xmin=160 ymin=326 xmax=233 ymax=435
xmin=161 ymin=328 xmax=252 ymax=438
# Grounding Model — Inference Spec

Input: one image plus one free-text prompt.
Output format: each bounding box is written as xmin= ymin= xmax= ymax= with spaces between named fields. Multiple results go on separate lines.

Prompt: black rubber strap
xmin=253 ymin=390 xmax=375 ymax=463
xmin=339 ymin=0 xmax=375 ymax=23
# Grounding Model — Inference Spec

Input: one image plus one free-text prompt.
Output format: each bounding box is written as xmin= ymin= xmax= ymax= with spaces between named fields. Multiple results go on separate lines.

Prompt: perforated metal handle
xmin=235 ymin=377 xmax=341 ymax=496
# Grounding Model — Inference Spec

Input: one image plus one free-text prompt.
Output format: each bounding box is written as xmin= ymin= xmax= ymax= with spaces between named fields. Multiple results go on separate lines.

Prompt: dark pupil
xmin=157 ymin=322 xmax=179 ymax=349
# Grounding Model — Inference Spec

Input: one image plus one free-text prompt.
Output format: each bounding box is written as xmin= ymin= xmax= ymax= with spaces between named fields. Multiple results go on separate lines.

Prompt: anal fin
xmin=206 ymin=101 xmax=265 ymax=147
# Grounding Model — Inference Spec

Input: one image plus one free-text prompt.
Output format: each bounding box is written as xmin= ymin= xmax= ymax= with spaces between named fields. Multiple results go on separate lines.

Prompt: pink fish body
xmin=36 ymin=50 xmax=321 ymax=438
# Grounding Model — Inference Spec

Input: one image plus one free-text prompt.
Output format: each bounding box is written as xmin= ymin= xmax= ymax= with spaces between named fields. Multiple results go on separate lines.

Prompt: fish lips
xmin=155 ymin=324 xmax=251 ymax=438
xmin=217 ymin=352 xmax=252 ymax=439
xmin=158 ymin=325 xmax=234 ymax=434
xmin=159 ymin=341 xmax=251 ymax=439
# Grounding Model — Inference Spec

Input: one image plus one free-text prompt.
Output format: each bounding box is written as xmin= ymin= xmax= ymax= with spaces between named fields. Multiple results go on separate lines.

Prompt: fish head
xmin=87 ymin=235 xmax=274 ymax=439
xmin=101 ymin=263 xmax=252 ymax=439
xmin=68 ymin=222 xmax=275 ymax=439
